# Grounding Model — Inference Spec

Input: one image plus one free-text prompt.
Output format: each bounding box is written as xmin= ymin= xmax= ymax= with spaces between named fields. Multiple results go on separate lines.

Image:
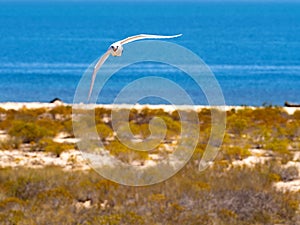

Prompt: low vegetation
xmin=0 ymin=105 xmax=299 ymax=224
xmin=0 ymin=162 xmax=299 ymax=224
xmin=0 ymin=106 xmax=73 ymax=156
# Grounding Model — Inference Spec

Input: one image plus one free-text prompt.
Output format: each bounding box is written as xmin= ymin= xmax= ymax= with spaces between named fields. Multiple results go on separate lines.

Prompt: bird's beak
xmin=111 ymin=46 xmax=118 ymax=51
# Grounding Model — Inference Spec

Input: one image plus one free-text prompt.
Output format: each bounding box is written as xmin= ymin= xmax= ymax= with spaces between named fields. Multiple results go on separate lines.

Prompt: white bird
xmin=88 ymin=34 xmax=182 ymax=101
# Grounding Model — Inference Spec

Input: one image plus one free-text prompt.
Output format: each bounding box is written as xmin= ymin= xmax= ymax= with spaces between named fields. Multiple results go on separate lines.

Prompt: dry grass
xmin=0 ymin=105 xmax=299 ymax=224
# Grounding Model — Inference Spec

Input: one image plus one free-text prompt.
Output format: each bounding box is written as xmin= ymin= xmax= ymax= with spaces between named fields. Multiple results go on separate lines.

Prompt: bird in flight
xmin=88 ymin=34 xmax=182 ymax=101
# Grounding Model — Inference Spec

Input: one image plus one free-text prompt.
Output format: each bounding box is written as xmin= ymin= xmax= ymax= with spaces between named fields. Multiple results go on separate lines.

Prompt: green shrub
xmin=293 ymin=110 xmax=300 ymax=120
xmin=15 ymin=107 xmax=47 ymax=121
xmin=8 ymin=121 xmax=53 ymax=143
xmin=0 ymin=110 xmax=15 ymax=130
xmin=0 ymin=107 xmax=6 ymax=114
xmin=252 ymin=107 xmax=289 ymax=126
xmin=286 ymin=121 xmax=300 ymax=141
xmin=40 ymin=138 xmax=73 ymax=157
xmin=267 ymin=173 xmax=281 ymax=182
xmin=61 ymin=119 xmax=74 ymax=136
xmin=222 ymin=146 xmax=251 ymax=160
xmin=129 ymin=121 xmax=144 ymax=136
xmin=265 ymin=138 xmax=290 ymax=154
xmin=36 ymin=118 xmax=62 ymax=135
xmin=160 ymin=115 xmax=181 ymax=138
xmin=94 ymin=107 xmax=112 ymax=118
xmin=227 ymin=114 xmax=248 ymax=136
xmin=96 ymin=123 xmax=113 ymax=140
xmin=105 ymin=140 xmax=149 ymax=163
xmin=49 ymin=105 xmax=72 ymax=117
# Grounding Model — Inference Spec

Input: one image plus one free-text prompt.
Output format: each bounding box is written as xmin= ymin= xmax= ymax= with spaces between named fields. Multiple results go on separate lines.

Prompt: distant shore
xmin=0 ymin=102 xmax=298 ymax=115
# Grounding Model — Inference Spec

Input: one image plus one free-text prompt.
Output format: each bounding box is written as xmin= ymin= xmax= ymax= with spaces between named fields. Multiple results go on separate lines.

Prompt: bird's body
xmin=88 ymin=34 xmax=182 ymax=101
xmin=110 ymin=41 xmax=123 ymax=56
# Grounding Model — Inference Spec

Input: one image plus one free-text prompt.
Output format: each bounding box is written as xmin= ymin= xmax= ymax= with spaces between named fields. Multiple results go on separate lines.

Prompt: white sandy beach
xmin=0 ymin=102 xmax=299 ymax=115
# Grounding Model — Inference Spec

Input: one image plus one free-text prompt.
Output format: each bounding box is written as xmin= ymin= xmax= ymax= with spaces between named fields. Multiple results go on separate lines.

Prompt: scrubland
xmin=0 ymin=105 xmax=299 ymax=224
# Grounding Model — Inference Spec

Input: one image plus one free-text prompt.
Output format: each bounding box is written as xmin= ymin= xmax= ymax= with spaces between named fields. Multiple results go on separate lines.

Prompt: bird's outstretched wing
xmin=120 ymin=34 xmax=182 ymax=45
xmin=88 ymin=49 xmax=111 ymax=101
xmin=88 ymin=34 xmax=182 ymax=101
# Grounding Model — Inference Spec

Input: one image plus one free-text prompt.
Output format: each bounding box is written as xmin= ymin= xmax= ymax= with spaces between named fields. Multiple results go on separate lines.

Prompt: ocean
xmin=0 ymin=0 xmax=299 ymax=106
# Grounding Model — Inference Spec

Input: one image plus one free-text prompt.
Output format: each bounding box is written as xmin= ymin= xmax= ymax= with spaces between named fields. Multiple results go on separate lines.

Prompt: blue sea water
xmin=0 ymin=0 xmax=299 ymax=106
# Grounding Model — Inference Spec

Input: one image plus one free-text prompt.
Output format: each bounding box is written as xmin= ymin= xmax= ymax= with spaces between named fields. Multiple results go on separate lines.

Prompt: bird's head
xmin=110 ymin=42 xmax=123 ymax=57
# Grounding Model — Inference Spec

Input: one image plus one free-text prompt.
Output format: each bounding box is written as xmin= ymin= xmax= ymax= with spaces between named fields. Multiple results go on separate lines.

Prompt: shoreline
xmin=0 ymin=102 xmax=299 ymax=115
